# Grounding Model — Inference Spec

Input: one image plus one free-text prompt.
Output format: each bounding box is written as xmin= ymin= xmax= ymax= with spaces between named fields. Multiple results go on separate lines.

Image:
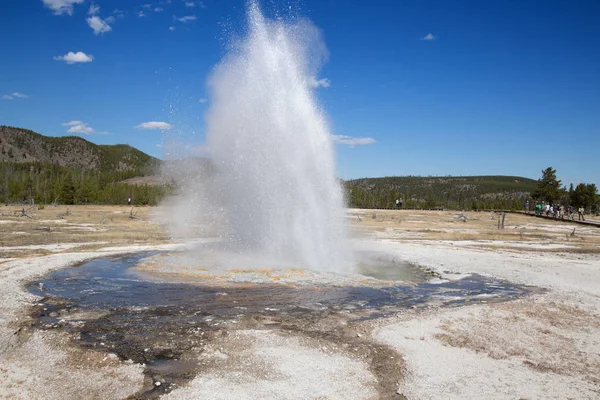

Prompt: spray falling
xmin=165 ymin=2 xmax=353 ymax=273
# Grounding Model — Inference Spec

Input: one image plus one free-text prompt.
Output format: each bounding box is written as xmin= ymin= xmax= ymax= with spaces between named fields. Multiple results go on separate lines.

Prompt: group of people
xmin=531 ymin=202 xmax=585 ymax=221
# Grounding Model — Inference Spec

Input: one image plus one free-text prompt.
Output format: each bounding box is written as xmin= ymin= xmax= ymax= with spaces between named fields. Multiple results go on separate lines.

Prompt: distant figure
xmin=525 ymin=201 xmax=529 ymax=213
xmin=128 ymin=197 xmax=132 ymax=206
xmin=395 ymin=199 xmax=400 ymax=209
xmin=569 ymin=205 xmax=575 ymax=220
xmin=578 ymin=207 xmax=585 ymax=221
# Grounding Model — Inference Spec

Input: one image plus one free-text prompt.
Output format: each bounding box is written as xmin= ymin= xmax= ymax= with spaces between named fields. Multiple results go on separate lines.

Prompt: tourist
xmin=578 ymin=207 xmax=585 ymax=221
xmin=569 ymin=205 xmax=575 ymax=220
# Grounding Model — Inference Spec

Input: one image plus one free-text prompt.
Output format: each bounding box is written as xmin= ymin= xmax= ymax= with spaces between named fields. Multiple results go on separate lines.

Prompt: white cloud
xmin=54 ymin=51 xmax=93 ymax=64
xmin=308 ymin=77 xmax=331 ymax=88
xmin=331 ymin=135 xmax=376 ymax=146
xmin=198 ymin=98 xmax=208 ymax=103
xmin=422 ymin=33 xmax=436 ymax=41
xmin=62 ymin=120 xmax=94 ymax=135
xmin=142 ymin=4 xmax=152 ymax=9
xmin=2 ymin=92 xmax=29 ymax=100
xmin=154 ymin=7 xmax=163 ymax=12
xmin=134 ymin=121 xmax=173 ymax=130
xmin=105 ymin=15 xmax=116 ymax=24
xmin=185 ymin=1 xmax=195 ymax=7
xmin=87 ymin=15 xmax=112 ymax=35
xmin=138 ymin=11 xmax=146 ymax=17
xmin=88 ymin=3 xmax=100 ymax=16
xmin=169 ymin=26 xmax=175 ymax=31
xmin=177 ymin=15 xmax=196 ymax=22
xmin=42 ymin=0 xmax=84 ymax=16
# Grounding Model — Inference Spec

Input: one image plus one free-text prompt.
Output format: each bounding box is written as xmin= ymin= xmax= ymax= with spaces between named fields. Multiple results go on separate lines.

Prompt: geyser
xmin=165 ymin=2 xmax=353 ymax=273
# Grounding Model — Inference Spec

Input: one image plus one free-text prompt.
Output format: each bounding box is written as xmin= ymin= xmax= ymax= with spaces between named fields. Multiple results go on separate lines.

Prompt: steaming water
xmin=168 ymin=2 xmax=352 ymax=272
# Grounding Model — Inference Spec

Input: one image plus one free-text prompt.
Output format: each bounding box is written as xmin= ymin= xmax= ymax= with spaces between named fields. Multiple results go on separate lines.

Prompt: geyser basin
xmin=27 ymin=252 xmax=541 ymax=396
xmin=28 ymin=252 xmax=539 ymax=323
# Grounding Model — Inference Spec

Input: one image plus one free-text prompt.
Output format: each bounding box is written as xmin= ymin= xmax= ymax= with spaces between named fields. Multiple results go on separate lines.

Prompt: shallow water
xmin=28 ymin=252 xmax=532 ymax=316
xmin=27 ymin=252 xmax=540 ymax=397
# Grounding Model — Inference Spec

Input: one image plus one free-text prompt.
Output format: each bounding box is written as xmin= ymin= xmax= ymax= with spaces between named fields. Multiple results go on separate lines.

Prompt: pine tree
xmin=532 ymin=167 xmax=563 ymax=204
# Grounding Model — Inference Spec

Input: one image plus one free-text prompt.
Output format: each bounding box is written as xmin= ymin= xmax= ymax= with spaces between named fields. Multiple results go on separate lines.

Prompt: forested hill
xmin=345 ymin=175 xmax=538 ymax=210
xmin=0 ymin=126 xmax=159 ymax=173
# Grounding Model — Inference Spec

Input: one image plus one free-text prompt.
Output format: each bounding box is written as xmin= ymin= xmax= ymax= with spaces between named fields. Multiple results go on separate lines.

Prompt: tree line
xmin=1 ymin=161 xmax=173 ymax=206
xmin=344 ymin=169 xmax=599 ymax=213
xmin=344 ymin=175 xmax=535 ymax=210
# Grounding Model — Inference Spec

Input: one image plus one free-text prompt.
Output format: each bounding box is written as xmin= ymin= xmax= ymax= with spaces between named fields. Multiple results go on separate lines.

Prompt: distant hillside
xmin=0 ymin=126 xmax=159 ymax=174
xmin=345 ymin=175 xmax=538 ymax=210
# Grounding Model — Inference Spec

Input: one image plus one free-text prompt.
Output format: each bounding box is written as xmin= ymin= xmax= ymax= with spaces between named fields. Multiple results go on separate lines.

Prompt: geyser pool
xmin=27 ymin=252 xmax=541 ymax=395
xmin=164 ymin=1 xmax=352 ymax=273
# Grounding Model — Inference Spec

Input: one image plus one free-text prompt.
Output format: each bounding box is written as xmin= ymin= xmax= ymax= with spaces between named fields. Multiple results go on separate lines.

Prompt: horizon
xmin=1 ymin=1 xmax=598 ymax=187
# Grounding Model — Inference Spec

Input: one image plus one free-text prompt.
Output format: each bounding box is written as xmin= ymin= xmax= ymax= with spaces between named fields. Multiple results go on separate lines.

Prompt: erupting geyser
xmin=165 ymin=1 xmax=353 ymax=273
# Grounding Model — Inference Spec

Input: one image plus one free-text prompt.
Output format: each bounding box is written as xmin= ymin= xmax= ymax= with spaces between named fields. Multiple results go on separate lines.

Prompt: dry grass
xmin=435 ymin=298 xmax=600 ymax=383
xmin=0 ymin=205 xmax=170 ymax=258
xmin=349 ymin=209 xmax=600 ymax=253
xmin=3 ymin=206 xmax=599 ymax=258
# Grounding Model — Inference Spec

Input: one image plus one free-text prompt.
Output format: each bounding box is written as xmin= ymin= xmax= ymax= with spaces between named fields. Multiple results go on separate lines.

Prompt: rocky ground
xmin=0 ymin=206 xmax=599 ymax=399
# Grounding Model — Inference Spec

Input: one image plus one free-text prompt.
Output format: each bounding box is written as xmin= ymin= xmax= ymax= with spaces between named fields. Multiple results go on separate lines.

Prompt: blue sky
xmin=1 ymin=0 xmax=598 ymax=187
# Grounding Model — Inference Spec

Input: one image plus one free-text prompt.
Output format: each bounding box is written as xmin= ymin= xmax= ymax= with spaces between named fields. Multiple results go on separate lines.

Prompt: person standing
xmin=578 ymin=207 xmax=585 ymax=221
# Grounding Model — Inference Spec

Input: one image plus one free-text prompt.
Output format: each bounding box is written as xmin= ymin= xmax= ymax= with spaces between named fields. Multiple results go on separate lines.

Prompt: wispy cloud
xmin=142 ymin=4 xmax=152 ymax=9
xmin=154 ymin=7 xmax=163 ymax=12
xmin=87 ymin=16 xmax=112 ymax=34
xmin=184 ymin=1 xmax=203 ymax=7
xmin=308 ymin=77 xmax=331 ymax=89
xmin=331 ymin=135 xmax=376 ymax=147
xmin=54 ymin=51 xmax=93 ymax=64
xmin=62 ymin=120 xmax=107 ymax=135
xmin=88 ymin=3 xmax=100 ymax=16
xmin=421 ymin=33 xmax=436 ymax=41
xmin=135 ymin=121 xmax=173 ymax=130
xmin=42 ymin=0 xmax=84 ymax=16
xmin=198 ymin=98 xmax=208 ymax=103
xmin=177 ymin=15 xmax=197 ymax=22
xmin=138 ymin=11 xmax=146 ymax=17
xmin=85 ymin=5 xmax=113 ymax=35
xmin=1 ymin=93 xmax=28 ymax=100
xmin=169 ymin=26 xmax=175 ymax=31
